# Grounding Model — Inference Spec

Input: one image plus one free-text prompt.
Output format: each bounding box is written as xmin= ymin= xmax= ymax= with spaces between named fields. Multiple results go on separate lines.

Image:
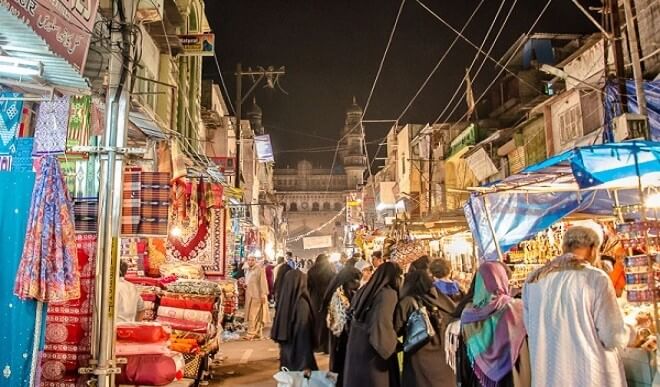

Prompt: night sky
xmin=203 ymin=0 xmax=600 ymax=168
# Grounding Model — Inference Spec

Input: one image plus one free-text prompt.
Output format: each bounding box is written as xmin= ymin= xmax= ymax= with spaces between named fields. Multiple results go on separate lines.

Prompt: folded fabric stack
xmin=159 ymin=262 xmax=205 ymax=280
xmin=164 ymin=279 xmax=222 ymax=296
xmin=139 ymin=290 xmax=159 ymax=321
xmin=138 ymin=172 xmax=170 ymax=235
xmin=115 ymin=322 xmax=185 ymax=386
xmin=125 ymin=274 xmax=177 ymax=288
xmin=121 ymin=237 xmax=147 ymax=274
xmin=41 ymin=235 xmax=97 ymax=387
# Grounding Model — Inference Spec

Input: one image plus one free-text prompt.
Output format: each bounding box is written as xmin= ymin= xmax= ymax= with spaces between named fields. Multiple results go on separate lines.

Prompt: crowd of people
xmin=240 ymin=226 xmax=642 ymax=387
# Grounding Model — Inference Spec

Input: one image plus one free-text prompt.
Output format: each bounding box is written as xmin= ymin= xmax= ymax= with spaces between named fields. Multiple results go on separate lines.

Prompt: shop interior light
xmin=329 ymin=252 xmax=341 ymax=262
xmin=170 ymin=225 xmax=183 ymax=238
xmin=645 ymin=192 xmax=660 ymax=208
xmin=253 ymin=249 xmax=263 ymax=258
xmin=0 ymin=56 xmax=43 ymax=77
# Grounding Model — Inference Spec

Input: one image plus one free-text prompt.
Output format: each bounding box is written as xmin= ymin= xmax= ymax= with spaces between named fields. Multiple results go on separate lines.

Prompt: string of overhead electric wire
xmin=213 ymin=52 xmax=236 ymax=115
xmin=395 ymin=0 xmax=487 ymax=123
xmin=324 ymin=0 xmax=407 ymax=193
xmin=433 ymin=0 xmax=520 ymax=124
xmin=432 ymin=0 xmax=555 ymax=128
xmin=416 ymin=0 xmax=545 ymax=105
xmin=364 ymin=0 xmax=488 ymax=174
xmin=286 ymin=207 xmax=347 ymax=243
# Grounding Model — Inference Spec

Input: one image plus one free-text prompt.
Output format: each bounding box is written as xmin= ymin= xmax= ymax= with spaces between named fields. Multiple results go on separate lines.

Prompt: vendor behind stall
xmin=117 ymin=260 xmax=145 ymax=322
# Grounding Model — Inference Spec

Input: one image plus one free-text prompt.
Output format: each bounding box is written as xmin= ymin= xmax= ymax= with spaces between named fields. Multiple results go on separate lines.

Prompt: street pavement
xmin=208 ymin=330 xmax=329 ymax=386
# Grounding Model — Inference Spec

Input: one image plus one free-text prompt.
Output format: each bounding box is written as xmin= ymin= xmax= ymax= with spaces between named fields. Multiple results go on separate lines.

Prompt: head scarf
xmin=401 ymin=269 xmax=455 ymax=313
xmin=350 ymin=262 xmax=401 ymax=322
xmin=321 ymin=266 xmax=361 ymax=315
xmin=408 ymin=255 xmax=430 ymax=273
xmin=271 ymin=270 xmax=312 ymax=343
xmin=460 ymin=262 xmax=525 ymax=387
xmin=273 ymin=262 xmax=293 ymax=304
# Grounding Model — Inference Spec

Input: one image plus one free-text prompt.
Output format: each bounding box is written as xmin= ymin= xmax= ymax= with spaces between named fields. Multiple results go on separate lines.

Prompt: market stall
xmin=464 ymin=141 xmax=660 ymax=386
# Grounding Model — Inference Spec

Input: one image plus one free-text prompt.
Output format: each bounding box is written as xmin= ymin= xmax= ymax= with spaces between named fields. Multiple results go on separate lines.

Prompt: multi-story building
xmin=275 ymin=99 xmax=367 ymax=257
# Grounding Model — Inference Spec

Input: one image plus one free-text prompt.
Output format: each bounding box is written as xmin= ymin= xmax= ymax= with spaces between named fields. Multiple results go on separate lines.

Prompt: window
xmin=559 ymin=105 xmax=581 ymax=146
xmin=312 ymin=202 xmax=320 ymax=211
xmin=323 ymin=202 xmax=331 ymax=211
xmin=334 ymin=202 xmax=342 ymax=211
xmin=289 ymin=202 xmax=297 ymax=211
xmin=401 ymin=153 xmax=407 ymax=175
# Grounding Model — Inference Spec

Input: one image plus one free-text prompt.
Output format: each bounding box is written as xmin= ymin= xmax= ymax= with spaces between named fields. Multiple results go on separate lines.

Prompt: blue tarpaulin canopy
xmin=465 ymin=141 xmax=660 ymax=261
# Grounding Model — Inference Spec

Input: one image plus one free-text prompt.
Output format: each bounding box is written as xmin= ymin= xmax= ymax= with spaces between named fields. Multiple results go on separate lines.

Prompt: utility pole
xmin=607 ymin=0 xmax=628 ymax=112
xmin=233 ymin=64 xmax=285 ymax=188
xmin=87 ymin=0 xmax=136 ymax=385
xmin=622 ymin=0 xmax=649 ymax=138
xmin=427 ymin=132 xmax=433 ymax=214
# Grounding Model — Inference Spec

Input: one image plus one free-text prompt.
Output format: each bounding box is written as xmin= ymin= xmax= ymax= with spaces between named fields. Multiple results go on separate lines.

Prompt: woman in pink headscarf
xmin=456 ymin=262 xmax=530 ymax=387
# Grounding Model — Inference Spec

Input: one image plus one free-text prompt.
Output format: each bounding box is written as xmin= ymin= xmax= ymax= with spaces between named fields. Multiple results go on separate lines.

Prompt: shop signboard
xmin=303 ymin=235 xmax=333 ymax=250
xmin=449 ymin=124 xmax=477 ymax=156
xmin=0 ymin=0 xmax=99 ymax=72
xmin=466 ymin=147 xmax=498 ymax=182
xmin=210 ymin=156 xmax=235 ymax=176
xmin=255 ymin=134 xmax=274 ymax=163
xmin=179 ymin=33 xmax=215 ymax=56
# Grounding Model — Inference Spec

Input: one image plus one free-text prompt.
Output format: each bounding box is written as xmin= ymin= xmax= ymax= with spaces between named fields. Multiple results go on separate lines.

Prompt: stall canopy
xmin=465 ymin=141 xmax=660 ymax=261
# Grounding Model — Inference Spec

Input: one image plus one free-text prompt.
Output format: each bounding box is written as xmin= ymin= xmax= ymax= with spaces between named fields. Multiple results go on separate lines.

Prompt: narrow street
xmin=210 ymin=330 xmax=330 ymax=386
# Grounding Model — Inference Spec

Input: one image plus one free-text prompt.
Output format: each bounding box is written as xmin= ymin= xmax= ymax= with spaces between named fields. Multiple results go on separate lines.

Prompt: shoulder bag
xmin=403 ymin=298 xmax=436 ymax=353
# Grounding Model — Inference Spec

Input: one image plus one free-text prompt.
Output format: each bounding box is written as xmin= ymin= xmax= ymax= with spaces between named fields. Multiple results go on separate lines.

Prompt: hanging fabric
xmin=33 ymin=96 xmax=71 ymax=155
xmin=0 ymin=91 xmax=23 ymax=155
xmin=41 ymin=234 xmax=96 ymax=385
xmin=0 ymin=169 xmax=46 ymax=387
xmin=121 ymin=166 xmax=142 ymax=235
xmin=138 ymin=172 xmax=170 ymax=235
xmin=90 ymin=96 xmax=105 ymax=137
xmin=14 ymin=156 xmax=81 ymax=303
xmin=11 ymin=138 xmax=34 ymax=173
xmin=67 ymin=95 xmax=91 ymax=147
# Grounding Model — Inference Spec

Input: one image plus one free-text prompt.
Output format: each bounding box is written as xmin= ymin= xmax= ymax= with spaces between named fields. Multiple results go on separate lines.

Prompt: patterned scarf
xmin=461 ymin=262 xmax=526 ymax=387
xmin=526 ymin=253 xmax=589 ymax=284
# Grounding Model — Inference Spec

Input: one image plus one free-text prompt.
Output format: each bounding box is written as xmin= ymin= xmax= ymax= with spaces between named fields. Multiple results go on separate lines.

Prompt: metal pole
xmin=481 ymin=195 xmax=504 ymax=261
xmin=622 ymin=0 xmax=649 ymax=138
xmin=91 ymin=0 xmax=134 ymax=385
xmin=234 ymin=63 xmax=242 ymax=188
xmin=427 ymin=133 xmax=433 ymax=214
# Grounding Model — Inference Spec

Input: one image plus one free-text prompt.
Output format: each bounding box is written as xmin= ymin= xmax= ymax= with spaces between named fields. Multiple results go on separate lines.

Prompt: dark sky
xmin=203 ymin=0 xmax=600 ymax=167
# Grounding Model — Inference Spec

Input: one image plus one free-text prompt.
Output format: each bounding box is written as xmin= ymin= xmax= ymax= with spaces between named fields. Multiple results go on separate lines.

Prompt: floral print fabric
xmin=14 ymin=156 xmax=81 ymax=303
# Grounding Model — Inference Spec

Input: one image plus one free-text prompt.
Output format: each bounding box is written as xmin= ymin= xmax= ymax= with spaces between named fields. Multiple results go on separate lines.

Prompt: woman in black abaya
xmin=396 ymin=268 xmax=457 ymax=387
xmin=307 ymin=254 xmax=336 ymax=353
xmin=321 ymin=266 xmax=361 ymax=387
xmin=343 ymin=262 xmax=402 ymax=387
xmin=270 ymin=270 xmax=318 ymax=371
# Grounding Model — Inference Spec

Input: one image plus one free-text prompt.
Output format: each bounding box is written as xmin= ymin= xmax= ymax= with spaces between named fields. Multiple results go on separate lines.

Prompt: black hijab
xmin=401 ymin=268 xmax=455 ymax=313
xmin=408 ymin=255 xmax=431 ymax=273
xmin=320 ymin=266 xmax=361 ymax=315
xmin=274 ymin=263 xmax=293 ymax=304
xmin=271 ymin=270 xmax=313 ymax=343
xmin=350 ymin=262 xmax=402 ymax=322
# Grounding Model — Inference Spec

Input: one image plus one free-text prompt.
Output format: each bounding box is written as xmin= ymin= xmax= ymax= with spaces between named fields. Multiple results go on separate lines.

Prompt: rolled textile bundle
xmin=157 ymin=306 xmax=213 ymax=323
xmin=116 ymin=322 xmax=170 ymax=343
xmin=116 ymin=354 xmax=179 ymax=386
xmin=156 ymin=316 xmax=209 ymax=333
xmin=160 ymin=294 xmax=215 ymax=311
xmin=116 ymin=342 xmax=170 ymax=356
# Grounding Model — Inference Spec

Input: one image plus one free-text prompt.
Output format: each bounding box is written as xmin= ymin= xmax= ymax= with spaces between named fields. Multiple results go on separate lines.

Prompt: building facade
xmin=275 ymin=99 xmax=367 ymax=257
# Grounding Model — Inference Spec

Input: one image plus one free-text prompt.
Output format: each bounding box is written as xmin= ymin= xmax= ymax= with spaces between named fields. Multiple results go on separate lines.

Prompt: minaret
xmin=247 ymin=97 xmax=264 ymax=135
xmin=341 ymin=97 xmax=367 ymax=189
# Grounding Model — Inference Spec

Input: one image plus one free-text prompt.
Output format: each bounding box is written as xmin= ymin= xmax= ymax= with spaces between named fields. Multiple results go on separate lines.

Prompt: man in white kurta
xmin=523 ymin=226 xmax=633 ymax=387
xmin=244 ymin=256 xmax=270 ymax=339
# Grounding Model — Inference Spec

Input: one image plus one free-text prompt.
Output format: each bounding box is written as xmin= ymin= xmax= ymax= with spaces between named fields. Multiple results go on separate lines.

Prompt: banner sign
xmin=466 ymin=147 xmax=498 ymax=182
xmin=210 ymin=156 xmax=236 ymax=176
xmin=179 ymin=33 xmax=215 ymax=56
xmin=255 ymin=134 xmax=274 ymax=163
xmin=0 ymin=0 xmax=99 ymax=72
xmin=303 ymin=235 xmax=333 ymax=250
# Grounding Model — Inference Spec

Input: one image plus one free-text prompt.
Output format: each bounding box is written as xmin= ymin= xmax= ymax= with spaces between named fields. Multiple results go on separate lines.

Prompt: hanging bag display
xmin=403 ymin=298 xmax=436 ymax=353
